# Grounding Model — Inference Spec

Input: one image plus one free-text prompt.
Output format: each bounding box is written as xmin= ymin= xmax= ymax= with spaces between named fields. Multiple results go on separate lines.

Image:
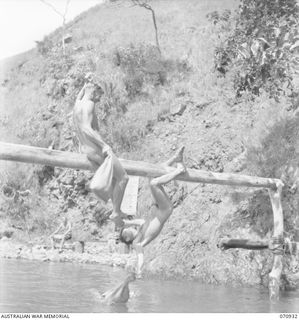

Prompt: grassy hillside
xmin=0 ymin=0 xmax=298 ymax=286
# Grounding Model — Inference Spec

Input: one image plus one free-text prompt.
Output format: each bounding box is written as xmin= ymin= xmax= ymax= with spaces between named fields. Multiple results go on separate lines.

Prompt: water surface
xmin=0 ymin=258 xmax=298 ymax=313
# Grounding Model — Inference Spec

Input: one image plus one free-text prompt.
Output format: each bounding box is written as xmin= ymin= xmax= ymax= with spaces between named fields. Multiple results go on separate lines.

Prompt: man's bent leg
xmin=110 ymin=175 xmax=129 ymax=219
xmin=59 ymin=236 xmax=66 ymax=252
xmin=51 ymin=236 xmax=55 ymax=250
xmin=87 ymin=152 xmax=103 ymax=171
xmin=110 ymin=154 xmax=129 ymax=221
xmin=151 ymin=147 xmax=186 ymax=210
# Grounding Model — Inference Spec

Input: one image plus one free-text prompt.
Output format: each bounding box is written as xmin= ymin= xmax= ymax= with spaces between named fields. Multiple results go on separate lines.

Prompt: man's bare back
xmin=73 ymin=83 xmax=107 ymax=159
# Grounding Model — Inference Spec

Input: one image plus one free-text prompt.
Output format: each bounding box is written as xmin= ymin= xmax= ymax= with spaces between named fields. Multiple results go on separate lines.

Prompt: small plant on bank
xmin=36 ymin=36 xmax=54 ymax=56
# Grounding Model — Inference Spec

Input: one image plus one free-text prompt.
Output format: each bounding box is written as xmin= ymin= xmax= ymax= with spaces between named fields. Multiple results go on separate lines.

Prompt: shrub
xmin=1 ymin=165 xmax=43 ymax=235
xmin=208 ymin=0 xmax=299 ymax=103
xmin=93 ymin=206 xmax=111 ymax=227
xmin=104 ymin=117 xmax=147 ymax=152
xmin=100 ymin=81 xmax=128 ymax=122
xmin=113 ymin=43 xmax=190 ymax=98
xmin=36 ymin=36 xmax=53 ymax=56
xmin=245 ymin=114 xmax=299 ymax=238
xmin=246 ymin=114 xmax=299 ymax=178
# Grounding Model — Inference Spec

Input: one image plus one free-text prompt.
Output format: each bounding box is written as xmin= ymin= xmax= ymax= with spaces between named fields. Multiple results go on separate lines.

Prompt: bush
xmin=93 ymin=206 xmax=111 ymax=227
xmin=246 ymin=114 xmax=299 ymax=178
xmin=100 ymin=81 xmax=128 ymax=122
xmin=113 ymin=43 xmax=190 ymax=98
xmin=102 ymin=117 xmax=147 ymax=152
xmin=244 ymin=114 xmax=299 ymax=238
xmin=209 ymin=0 xmax=299 ymax=103
xmin=1 ymin=166 xmax=35 ymax=222
xmin=0 ymin=164 xmax=58 ymax=238
xmin=36 ymin=36 xmax=53 ymax=56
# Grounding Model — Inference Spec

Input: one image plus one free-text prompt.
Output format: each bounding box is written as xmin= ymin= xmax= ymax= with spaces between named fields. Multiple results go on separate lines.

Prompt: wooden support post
xmin=0 ymin=142 xmax=280 ymax=188
xmin=268 ymin=181 xmax=284 ymax=300
xmin=219 ymin=238 xmax=269 ymax=250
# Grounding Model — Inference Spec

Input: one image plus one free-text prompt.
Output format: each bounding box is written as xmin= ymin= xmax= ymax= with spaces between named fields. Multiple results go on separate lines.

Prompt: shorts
xmin=91 ymin=152 xmax=126 ymax=202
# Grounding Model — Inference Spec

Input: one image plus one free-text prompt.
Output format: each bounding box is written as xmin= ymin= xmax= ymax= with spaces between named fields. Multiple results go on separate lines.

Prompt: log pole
xmin=268 ymin=182 xmax=284 ymax=301
xmin=219 ymin=238 xmax=269 ymax=251
xmin=0 ymin=142 xmax=280 ymax=188
xmin=0 ymin=142 xmax=288 ymax=300
xmin=219 ymin=238 xmax=298 ymax=255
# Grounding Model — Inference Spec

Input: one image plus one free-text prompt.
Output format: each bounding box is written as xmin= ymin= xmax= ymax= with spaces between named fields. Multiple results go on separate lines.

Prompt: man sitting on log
xmin=118 ymin=147 xmax=186 ymax=277
xmin=73 ymin=73 xmax=129 ymax=227
xmin=50 ymin=216 xmax=72 ymax=252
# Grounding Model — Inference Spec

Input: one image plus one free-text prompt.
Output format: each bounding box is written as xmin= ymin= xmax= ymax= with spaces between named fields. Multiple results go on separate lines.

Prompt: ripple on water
xmin=0 ymin=258 xmax=298 ymax=313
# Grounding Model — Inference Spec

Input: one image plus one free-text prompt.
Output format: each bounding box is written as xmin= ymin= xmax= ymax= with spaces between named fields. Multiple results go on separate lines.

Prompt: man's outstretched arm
xmin=134 ymin=243 xmax=144 ymax=278
xmin=123 ymin=219 xmax=145 ymax=227
xmin=76 ymin=84 xmax=86 ymax=101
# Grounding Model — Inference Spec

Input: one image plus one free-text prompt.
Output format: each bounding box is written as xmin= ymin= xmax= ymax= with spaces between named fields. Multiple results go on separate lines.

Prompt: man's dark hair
xmin=94 ymin=83 xmax=104 ymax=95
xmin=119 ymin=227 xmax=134 ymax=246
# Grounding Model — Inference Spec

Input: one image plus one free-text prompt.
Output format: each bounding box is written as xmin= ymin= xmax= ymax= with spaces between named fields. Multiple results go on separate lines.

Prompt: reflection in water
xmin=0 ymin=258 xmax=298 ymax=313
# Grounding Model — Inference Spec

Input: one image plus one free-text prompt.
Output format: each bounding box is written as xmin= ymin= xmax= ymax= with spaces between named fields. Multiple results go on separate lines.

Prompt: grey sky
xmin=0 ymin=0 xmax=103 ymax=60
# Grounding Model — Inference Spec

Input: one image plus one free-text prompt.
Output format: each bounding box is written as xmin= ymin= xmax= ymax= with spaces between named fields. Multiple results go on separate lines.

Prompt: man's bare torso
xmin=134 ymin=206 xmax=170 ymax=245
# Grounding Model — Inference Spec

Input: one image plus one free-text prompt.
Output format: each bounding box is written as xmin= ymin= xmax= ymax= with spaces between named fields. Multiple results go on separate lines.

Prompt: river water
xmin=0 ymin=258 xmax=298 ymax=313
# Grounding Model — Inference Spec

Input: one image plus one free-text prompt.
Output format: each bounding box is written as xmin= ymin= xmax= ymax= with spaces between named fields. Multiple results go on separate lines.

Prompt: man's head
xmin=84 ymin=72 xmax=94 ymax=83
xmin=126 ymin=272 xmax=136 ymax=283
xmin=92 ymin=83 xmax=104 ymax=102
xmin=119 ymin=227 xmax=136 ymax=245
xmin=83 ymin=82 xmax=104 ymax=102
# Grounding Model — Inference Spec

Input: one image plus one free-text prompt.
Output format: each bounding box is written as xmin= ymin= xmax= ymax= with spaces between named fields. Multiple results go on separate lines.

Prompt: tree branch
xmin=63 ymin=0 xmax=71 ymax=21
xmin=130 ymin=0 xmax=161 ymax=53
xmin=40 ymin=0 xmax=64 ymax=18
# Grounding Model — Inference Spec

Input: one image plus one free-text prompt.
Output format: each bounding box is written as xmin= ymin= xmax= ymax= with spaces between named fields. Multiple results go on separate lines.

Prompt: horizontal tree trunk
xmin=0 ymin=142 xmax=280 ymax=188
xmin=219 ymin=238 xmax=299 ymax=255
xmin=219 ymin=238 xmax=269 ymax=250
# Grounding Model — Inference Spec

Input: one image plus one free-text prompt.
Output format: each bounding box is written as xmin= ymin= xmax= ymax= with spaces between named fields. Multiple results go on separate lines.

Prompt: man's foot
xmin=163 ymin=146 xmax=185 ymax=167
xmin=172 ymin=146 xmax=185 ymax=163
xmin=109 ymin=211 xmax=130 ymax=229
xmin=109 ymin=211 xmax=129 ymax=220
xmin=176 ymin=162 xmax=186 ymax=174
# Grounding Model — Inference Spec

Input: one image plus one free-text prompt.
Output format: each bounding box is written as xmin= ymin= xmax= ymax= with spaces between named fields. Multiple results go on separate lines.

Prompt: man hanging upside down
xmin=73 ymin=74 xmax=129 ymax=227
xmin=119 ymin=146 xmax=186 ymax=277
